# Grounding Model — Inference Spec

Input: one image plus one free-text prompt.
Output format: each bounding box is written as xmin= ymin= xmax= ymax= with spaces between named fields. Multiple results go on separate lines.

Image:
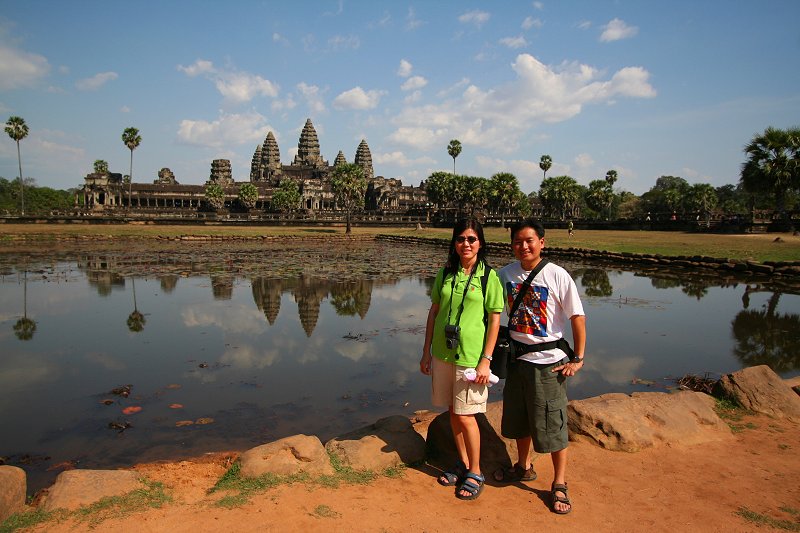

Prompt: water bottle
xmin=463 ymin=368 xmax=500 ymax=386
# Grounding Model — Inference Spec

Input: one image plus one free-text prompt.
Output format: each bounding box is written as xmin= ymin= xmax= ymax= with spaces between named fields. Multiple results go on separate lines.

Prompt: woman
xmin=420 ymin=217 xmax=504 ymax=500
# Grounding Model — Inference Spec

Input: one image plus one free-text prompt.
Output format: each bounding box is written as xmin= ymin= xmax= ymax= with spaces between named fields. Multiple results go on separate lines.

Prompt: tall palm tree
xmin=127 ymin=278 xmax=146 ymax=332
xmin=447 ymin=139 xmax=462 ymax=174
xmin=14 ymin=269 xmax=36 ymax=340
xmin=741 ymin=126 xmax=799 ymax=224
xmin=539 ymin=155 xmax=552 ymax=182
xmin=122 ymin=127 xmax=142 ymax=210
xmin=5 ymin=116 xmax=29 ymax=215
xmin=331 ymin=162 xmax=367 ymax=234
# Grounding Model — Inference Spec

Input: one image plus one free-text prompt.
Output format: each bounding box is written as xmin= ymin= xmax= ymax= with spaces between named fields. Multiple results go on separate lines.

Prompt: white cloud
xmin=600 ymin=18 xmax=639 ymax=42
xmin=120 ymin=105 xmax=131 ymax=113
xmin=522 ymin=17 xmax=543 ymax=30
xmin=177 ymin=59 xmax=279 ymax=104
xmin=333 ymin=87 xmax=384 ymax=110
xmin=0 ymin=45 xmax=50 ymax=90
xmin=272 ymin=33 xmax=289 ymax=46
xmin=404 ymin=90 xmax=422 ymax=104
xmin=533 ymin=1 xmax=544 ymax=10
xmin=328 ymin=34 xmax=360 ymax=51
xmin=176 ymin=111 xmax=270 ymax=148
xmin=459 ymin=10 xmax=490 ymax=28
xmin=500 ymin=36 xmax=528 ymax=49
xmin=297 ymin=82 xmax=326 ymax=113
xmin=374 ymin=151 xmax=436 ymax=167
xmin=406 ymin=7 xmax=424 ymax=30
xmin=389 ymin=53 xmax=655 ymax=155
xmin=401 ymin=76 xmax=427 ymax=91
xmin=574 ymin=153 xmax=595 ymax=169
xmin=397 ymin=59 xmax=413 ymax=77
xmin=578 ymin=20 xmax=592 ymax=30
xmin=75 ymin=71 xmax=117 ymax=91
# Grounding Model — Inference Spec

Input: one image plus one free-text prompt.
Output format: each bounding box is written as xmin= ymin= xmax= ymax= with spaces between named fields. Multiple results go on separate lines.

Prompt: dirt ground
xmin=20 ymin=410 xmax=800 ymax=533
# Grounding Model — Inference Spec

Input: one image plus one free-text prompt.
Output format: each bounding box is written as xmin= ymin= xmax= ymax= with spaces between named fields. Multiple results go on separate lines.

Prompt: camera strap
xmin=446 ymin=262 xmax=479 ymax=328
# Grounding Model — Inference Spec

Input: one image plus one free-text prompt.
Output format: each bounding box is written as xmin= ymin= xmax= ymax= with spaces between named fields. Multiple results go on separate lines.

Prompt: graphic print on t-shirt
xmin=508 ymin=282 xmax=549 ymax=336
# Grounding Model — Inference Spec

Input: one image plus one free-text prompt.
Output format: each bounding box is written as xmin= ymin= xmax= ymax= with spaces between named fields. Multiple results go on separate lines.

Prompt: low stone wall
xmin=375 ymin=234 xmax=800 ymax=283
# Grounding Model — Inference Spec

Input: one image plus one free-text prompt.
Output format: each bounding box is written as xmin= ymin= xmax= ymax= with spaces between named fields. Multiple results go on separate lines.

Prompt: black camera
xmin=444 ymin=324 xmax=461 ymax=349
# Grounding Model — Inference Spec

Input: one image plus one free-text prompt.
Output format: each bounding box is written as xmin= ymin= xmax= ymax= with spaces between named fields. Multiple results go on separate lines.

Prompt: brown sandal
xmin=551 ymin=482 xmax=572 ymax=514
xmin=493 ymin=462 xmax=537 ymax=483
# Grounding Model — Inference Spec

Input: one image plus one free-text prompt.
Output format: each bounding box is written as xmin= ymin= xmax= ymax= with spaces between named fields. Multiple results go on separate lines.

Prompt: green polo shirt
xmin=430 ymin=261 xmax=504 ymax=368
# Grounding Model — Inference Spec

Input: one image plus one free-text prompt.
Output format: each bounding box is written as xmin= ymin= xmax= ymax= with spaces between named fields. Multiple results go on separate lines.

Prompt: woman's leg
xmin=452 ymin=412 xmax=481 ymax=497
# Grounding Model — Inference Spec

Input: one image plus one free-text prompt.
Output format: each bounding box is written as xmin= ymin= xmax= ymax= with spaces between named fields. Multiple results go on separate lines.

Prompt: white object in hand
xmin=463 ymin=368 xmax=500 ymax=386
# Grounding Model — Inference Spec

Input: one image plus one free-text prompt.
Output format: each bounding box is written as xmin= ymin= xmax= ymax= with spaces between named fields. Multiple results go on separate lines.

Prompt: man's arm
xmin=551 ymin=314 xmax=585 ymax=376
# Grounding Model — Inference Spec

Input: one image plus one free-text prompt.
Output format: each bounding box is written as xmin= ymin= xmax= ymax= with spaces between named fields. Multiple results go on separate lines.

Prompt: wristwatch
xmin=571 ymin=356 xmax=584 ymax=363
xmin=480 ymin=354 xmax=493 ymax=361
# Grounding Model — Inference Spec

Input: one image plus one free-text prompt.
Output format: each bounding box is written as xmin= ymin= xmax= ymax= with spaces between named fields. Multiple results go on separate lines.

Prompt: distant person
xmin=567 ymin=220 xmax=574 ymax=237
xmin=420 ymin=217 xmax=503 ymax=501
xmin=495 ymin=218 xmax=586 ymax=515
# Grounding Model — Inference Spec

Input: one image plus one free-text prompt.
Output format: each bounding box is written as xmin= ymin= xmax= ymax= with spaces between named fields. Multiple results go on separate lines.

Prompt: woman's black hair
xmin=444 ymin=216 xmax=489 ymax=276
xmin=509 ymin=218 xmax=546 ymax=242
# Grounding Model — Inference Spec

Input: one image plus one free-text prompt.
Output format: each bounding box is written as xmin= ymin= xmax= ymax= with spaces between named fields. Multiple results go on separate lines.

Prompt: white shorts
xmin=431 ymin=357 xmax=488 ymax=415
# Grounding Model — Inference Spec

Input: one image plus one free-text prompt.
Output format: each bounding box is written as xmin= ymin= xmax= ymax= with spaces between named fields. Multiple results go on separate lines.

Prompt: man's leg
xmin=516 ymin=436 xmax=532 ymax=469
xmin=551 ymin=448 xmax=570 ymax=513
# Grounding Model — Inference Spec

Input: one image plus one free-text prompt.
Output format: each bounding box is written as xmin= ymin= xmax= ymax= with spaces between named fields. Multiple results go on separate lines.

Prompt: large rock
xmin=239 ymin=434 xmax=334 ymax=478
xmin=325 ymin=415 xmax=426 ymax=471
xmin=715 ymin=365 xmax=800 ymax=421
xmin=568 ymin=391 xmax=731 ymax=452
xmin=41 ymin=469 xmax=142 ymax=511
xmin=785 ymin=375 xmax=800 ymax=396
xmin=426 ymin=402 xmax=522 ymax=474
xmin=0 ymin=465 xmax=26 ymax=521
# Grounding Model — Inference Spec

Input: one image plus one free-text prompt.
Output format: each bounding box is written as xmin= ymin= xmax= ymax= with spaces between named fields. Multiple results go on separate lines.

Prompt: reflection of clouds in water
xmin=296 ymin=335 xmax=326 ymax=364
xmin=334 ymin=339 xmax=372 ymax=362
xmin=181 ymin=304 xmax=266 ymax=335
xmin=587 ymin=352 xmax=644 ymax=386
xmin=0 ymin=358 xmax=58 ymax=393
xmin=85 ymin=351 xmax=126 ymax=371
xmin=219 ymin=344 xmax=280 ymax=369
xmin=373 ymin=284 xmax=419 ymax=303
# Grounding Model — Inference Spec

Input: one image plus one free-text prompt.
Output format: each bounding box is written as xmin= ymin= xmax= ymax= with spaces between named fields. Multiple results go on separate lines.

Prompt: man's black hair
xmin=510 ymin=218 xmax=545 ymax=241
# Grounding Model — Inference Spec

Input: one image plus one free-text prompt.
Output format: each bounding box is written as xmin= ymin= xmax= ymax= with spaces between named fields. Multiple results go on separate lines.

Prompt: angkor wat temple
xmin=79 ymin=118 xmax=429 ymax=217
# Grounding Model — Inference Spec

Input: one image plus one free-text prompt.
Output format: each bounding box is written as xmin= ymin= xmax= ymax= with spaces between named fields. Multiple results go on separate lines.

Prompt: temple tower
xmin=251 ymin=132 xmax=282 ymax=183
xmin=334 ymin=150 xmax=347 ymax=167
xmin=293 ymin=119 xmax=327 ymax=168
xmin=209 ymin=159 xmax=234 ymax=186
xmin=354 ymin=139 xmax=374 ymax=180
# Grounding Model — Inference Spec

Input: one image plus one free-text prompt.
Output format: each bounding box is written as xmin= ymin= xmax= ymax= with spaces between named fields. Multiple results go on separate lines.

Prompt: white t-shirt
xmin=498 ymin=260 xmax=585 ymax=365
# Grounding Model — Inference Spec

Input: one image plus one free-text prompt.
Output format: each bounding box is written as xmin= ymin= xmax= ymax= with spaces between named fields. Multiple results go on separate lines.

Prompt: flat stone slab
xmin=715 ymin=365 xmax=800 ymax=421
xmin=0 ymin=465 xmax=26 ymax=522
xmin=240 ymin=434 xmax=335 ymax=478
xmin=325 ymin=415 xmax=425 ymax=471
xmin=568 ymin=390 xmax=731 ymax=452
xmin=41 ymin=469 xmax=142 ymax=511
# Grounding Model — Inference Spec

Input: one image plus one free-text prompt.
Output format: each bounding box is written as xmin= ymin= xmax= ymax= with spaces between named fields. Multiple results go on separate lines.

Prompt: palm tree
xmin=330 ymin=162 xmax=367 ymax=234
xmin=5 ymin=116 xmax=29 ymax=215
xmin=13 ymin=270 xmax=36 ymax=340
xmin=127 ymin=278 xmax=146 ymax=333
xmin=447 ymin=139 xmax=462 ymax=174
xmin=488 ymin=172 xmax=522 ymax=228
xmin=539 ymin=155 xmax=552 ymax=182
xmin=121 ymin=127 xmax=142 ymax=210
xmin=741 ymin=127 xmax=800 ymax=226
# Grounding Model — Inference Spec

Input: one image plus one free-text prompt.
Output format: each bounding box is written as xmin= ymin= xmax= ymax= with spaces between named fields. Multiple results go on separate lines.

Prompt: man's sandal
xmin=551 ymin=482 xmax=572 ymax=514
xmin=492 ymin=462 xmax=537 ymax=483
xmin=455 ymin=472 xmax=485 ymax=500
xmin=437 ymin=460 xmax=466 ymax=486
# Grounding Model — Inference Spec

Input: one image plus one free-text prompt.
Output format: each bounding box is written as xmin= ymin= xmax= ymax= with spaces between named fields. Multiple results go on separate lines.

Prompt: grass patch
xmin=714 ymin=397 xmax=759 ymax=433
xmin=736 ymin=507 xmax=800 ymax=531
xmin=311 ymin=504 xmax=340 ymax=519
xmin=208 ymin=454 xmax=406 ymax=507
xmin=1 ymin=479 xmax=171 ymax=532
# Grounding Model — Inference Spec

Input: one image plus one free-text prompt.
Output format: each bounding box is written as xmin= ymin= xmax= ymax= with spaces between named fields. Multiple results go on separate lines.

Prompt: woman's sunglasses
xmin=455 ymin=236 xmax=479 ymax=244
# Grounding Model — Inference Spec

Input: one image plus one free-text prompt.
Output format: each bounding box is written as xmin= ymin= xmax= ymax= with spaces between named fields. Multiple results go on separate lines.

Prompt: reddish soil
xmin=21 ymin=411 xmax=800 ymax=533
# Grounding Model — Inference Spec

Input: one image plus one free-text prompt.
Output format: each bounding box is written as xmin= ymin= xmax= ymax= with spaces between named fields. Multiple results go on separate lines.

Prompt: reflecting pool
xmin=1 ymin=240 xmax=798 ymax=493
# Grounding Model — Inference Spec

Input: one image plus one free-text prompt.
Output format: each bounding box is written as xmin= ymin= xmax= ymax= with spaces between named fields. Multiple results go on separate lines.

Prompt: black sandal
xmin=551 ymin=482 xmax=572 ymax=514
xmin=493 ymin=462 xmax=537 ymax=483
xmin=437 ymin=460 xmax=466 ymax=486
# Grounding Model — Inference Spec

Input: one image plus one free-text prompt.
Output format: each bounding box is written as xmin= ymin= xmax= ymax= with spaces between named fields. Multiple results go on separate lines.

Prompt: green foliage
xmin=238 ymin=182 xmax=259 ymax=209
xmin=736 ymin=507 xmax=800 ymax=531
xmin=741 ymin=126 xmax=800 ymax=218
xmin=204 ymin=182 xmax=226 ymax=210
xmin=0 ymin=507 xmax=64 ymax=532
xmin=488 ymin=172 xmax=522 ymax=224
xmin=331 ymin=162 xmax=367 ymax=233
xmin=0 ymin=177 xmax=75 ymax=214
xmin=539 ymin=154 xmax=552 ymax=180
xmin=93 ymin=160 xmax=109 ymax=174
xmin=539 ymin=175 xmax=581 ymax=220
xmin=271 ymin=178 xmax=302 ymax=212
xmin=447 ymin=139 xmax=462 ymax=173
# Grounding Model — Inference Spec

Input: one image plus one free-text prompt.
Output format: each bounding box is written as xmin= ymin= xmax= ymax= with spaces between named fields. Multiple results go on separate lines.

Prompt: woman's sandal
xmin=437 ymin=460 xmax=467 ymax=487
xmin=551 ymin=482 xmax=572 ymax=514
xmin=455 ymin=472 xmax=485 ymax=500
xmin=492 ymin=462 xmax=537 ymax=483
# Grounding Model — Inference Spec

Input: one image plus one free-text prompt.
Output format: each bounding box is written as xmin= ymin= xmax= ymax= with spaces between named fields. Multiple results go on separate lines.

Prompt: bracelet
xmin=480 ymin=354 xmax=493 ymax=361
xmin=570 ymin=356 xmax=584 ymax=363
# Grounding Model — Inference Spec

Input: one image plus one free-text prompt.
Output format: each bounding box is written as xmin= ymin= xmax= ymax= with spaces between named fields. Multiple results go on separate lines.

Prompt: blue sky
xmin=1 ymin=0 xmax=798 ymax=195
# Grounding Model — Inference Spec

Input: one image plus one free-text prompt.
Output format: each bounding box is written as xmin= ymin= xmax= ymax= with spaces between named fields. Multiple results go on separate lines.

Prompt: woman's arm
xmin=420 ymin=302 xmax=439 ymax=375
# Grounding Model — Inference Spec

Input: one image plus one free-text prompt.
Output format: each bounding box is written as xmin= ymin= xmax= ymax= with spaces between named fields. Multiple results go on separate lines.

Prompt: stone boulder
xmin=40 ymin=469 xmax=142 ymax=511
xmin=568 ymin=391 xmax=730 ymax=452
xmin=715 ymin=365 xmax=800 ymax=421
xmin=426 ymin=402 xmax=521 ymax=475
xmin=325 ymin=415 xmax=426 ymax=472
xmin=0 ymin=466 xmax=26 ymax=522
xmin=786 ymin=375 xmax=800 ymax=397
xmin=239 ymin=434 xmax=334 ymax=478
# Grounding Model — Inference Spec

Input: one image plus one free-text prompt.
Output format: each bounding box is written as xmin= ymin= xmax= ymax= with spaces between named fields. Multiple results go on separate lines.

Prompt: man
xmin=496 ymin=218 xmax=586 ymax=514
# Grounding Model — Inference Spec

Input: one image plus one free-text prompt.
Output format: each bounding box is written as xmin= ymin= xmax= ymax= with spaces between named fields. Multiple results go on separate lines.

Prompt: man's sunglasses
xmin=455 ymin=236 xmax=479 ymax=244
